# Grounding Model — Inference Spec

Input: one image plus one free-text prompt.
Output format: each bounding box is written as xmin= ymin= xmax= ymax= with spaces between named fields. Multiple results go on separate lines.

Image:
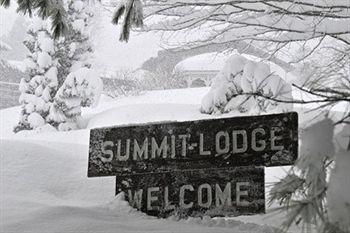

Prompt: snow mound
xmin=28 ymin=112 xmax=45 ymax=128
xmin=2 ymin=87 xmax=347 ymax=232
xmin=0 ymin=139 xmax=280 ymax=233
xmin=0 ymin=140 xmax=115 ymax=205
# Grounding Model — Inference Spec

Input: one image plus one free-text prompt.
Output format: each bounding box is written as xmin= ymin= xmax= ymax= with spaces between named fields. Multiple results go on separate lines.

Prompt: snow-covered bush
xmin=47 ymin=68 xmax=102 ymax=130
xmin=140 ymin=69 xmax=187 ymax=91
xmin=103 ymin=68 xmax=187 ymax=99
xmin=201 ymin=55 xmax=292 ymax=115
xmin=102 ymin=69 xmax=143 ymax=98
xmin=15 ymin=19 xmax=58 ymax=132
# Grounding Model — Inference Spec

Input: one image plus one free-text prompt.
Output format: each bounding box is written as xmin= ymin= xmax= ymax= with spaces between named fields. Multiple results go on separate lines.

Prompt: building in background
xmin=173 ymin=52 xmax=228 ymax=87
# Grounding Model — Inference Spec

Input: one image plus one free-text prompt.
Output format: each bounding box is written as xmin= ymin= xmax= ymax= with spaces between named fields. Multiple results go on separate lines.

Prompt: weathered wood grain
xmin=88 ymin=112 xmax=298 ymax=177
xmin=116 ymin=166 xmax=265 ymax=218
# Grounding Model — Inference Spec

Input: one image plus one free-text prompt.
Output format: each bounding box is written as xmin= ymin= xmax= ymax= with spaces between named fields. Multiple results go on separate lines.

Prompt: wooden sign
xmin=88 ymin=112 xmax=298 ymax=177
xmin=115 ymin=166 xmax=265 ymax=218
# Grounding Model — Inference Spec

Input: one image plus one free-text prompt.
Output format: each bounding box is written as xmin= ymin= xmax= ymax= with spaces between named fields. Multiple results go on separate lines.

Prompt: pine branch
xmin=2 ymin=0 xmax=68 ymax=38
xmin=132 ymin=0 xmax=143 ymax=27
xmin=119 ymin=0 xmax=134 ymax=42
xmin=50 ymin=0 xmax=67 ymax=39
xmin=0 ymin=0 xmax=10 ymax=7
xmin=112 ymin=4 xmax=125 ymax=25
xmin=112 ymin=0 xmax=144 ymax=42
xmin=16 ymin=0 xmax=33 ymax=17
xmin=34 ymin=0 xmax=50 ymax=19
xmin=269 ymin=173 xmax=305 ymax=206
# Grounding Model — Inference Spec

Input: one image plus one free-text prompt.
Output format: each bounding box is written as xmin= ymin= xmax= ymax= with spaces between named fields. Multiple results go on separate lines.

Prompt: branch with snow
xmin=200 ymin=54 xmax=294 ymax=115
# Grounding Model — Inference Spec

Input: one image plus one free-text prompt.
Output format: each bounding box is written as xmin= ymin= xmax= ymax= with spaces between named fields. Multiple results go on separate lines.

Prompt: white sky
xmin=0 ymin=3 xmax=20 ymax=37
xmin=92 ymin=10 xmax=161 ymax=72
xmin=0 ymin=3 xmax=161 ymax=71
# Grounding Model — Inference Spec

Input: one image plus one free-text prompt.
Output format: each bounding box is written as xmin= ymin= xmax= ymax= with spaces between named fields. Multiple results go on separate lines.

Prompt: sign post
xmin=88 ymin=112 xmax=298 ymax=218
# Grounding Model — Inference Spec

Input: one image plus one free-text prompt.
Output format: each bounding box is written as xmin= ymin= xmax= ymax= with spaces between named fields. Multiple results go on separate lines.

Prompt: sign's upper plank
xmin=88 ymin=112 xmax=298 ymax=177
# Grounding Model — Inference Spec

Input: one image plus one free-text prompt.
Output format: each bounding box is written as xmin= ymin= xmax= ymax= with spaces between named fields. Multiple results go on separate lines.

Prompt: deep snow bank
xmin=1 ymin=87 xmax=347 ymax=233
xmin=1 ymin=139 xmax=282 ymax=233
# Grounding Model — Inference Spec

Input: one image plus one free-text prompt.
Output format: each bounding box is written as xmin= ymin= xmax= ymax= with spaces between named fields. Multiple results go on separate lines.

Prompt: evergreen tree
xmin=15 ymin=19 xmax=58 ymax=132
xmin=47 ymin=0 xmax=102 ymax=131
xmin=14 ymin=1 xmax=102 ymax=132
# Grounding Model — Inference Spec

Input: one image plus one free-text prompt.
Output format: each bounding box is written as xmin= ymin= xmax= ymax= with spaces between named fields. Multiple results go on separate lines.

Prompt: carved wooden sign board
xmin=88 ymin=112 xmax=298 ymax=218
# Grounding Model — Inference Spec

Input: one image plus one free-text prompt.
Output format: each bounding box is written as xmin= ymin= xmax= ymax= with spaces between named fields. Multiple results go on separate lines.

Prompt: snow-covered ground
xmin=0 ymin=87 xmax=347 ymax=233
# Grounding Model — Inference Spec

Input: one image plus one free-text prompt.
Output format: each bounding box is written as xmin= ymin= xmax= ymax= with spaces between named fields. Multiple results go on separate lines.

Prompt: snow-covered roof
xmin=174 ymin=52 xmax=230 ymax=72
xmin=174 ymin=51 xmax=297 ymax=84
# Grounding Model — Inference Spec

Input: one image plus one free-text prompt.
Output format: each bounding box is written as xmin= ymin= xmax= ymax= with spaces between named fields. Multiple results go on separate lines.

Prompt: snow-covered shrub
xmin=15 ymin=19 xmax=58 ymax=132
xmin=103 ymin=68 xmax=187 ymax=98
xmin=201 ymin=55 xmax=292 ymax=115
xmin=103 ymin=69 xmax=143 ymax=98
xmin=47 ymin=68 xmax=102 ymax=130
xmin=140 ymin=69 xmax=187 ymax=91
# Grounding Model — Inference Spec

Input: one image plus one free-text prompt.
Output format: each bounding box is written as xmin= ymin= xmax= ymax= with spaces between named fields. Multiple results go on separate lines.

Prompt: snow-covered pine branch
xmin=143 ymin=0 xmax=350 ymax=47
xmin=141 ymin=0 xmax=350 ymax=75
xmin=201 ymin=54 xmax=293 ymax=115
xmin=1 ymin=0 xmax=68 ymax=38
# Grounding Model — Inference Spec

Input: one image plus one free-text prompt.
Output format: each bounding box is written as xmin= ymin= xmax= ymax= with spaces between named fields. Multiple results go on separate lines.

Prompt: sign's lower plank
xmin=88 ymin=112 xmax=298 ymax=177
xmin=116 ymin=166 xmax=265 ymax=218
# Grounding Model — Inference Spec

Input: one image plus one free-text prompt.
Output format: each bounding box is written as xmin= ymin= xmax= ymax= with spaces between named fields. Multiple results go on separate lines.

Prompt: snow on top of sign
xmin=87 ymin=103 xmax=214 ymax=129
